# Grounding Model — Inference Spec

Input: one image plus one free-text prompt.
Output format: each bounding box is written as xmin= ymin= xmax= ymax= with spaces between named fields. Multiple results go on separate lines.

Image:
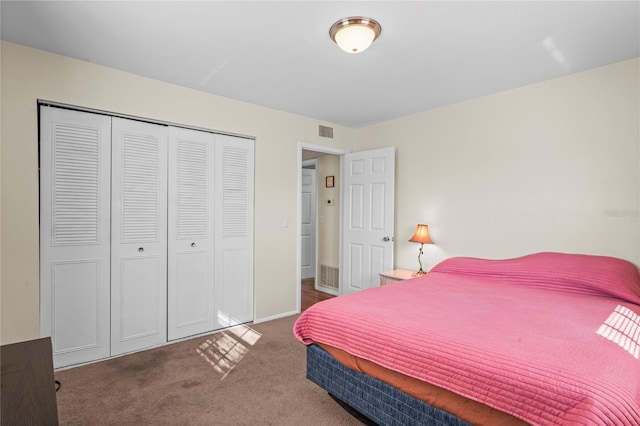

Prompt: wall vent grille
xmin=319 ymin=265 xmax=339 ymax=290
xmin=319 ymin=125 xmax=334 ymax=139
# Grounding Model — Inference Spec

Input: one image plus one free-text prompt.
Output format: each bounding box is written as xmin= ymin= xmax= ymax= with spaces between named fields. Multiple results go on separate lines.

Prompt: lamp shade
xmin=409 ymin=224 xmax=433 ymax=244
xmin=330 ymin=17 xmax=381 ymax=54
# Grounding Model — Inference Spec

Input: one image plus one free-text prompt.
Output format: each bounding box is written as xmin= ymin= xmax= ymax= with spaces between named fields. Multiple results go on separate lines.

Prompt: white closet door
xmin=40 ymin=106 xmax=112 ymax=368
xmin=111 ymin=118 xmax=168 ymax=355
xmin=167 ymin=127 xmax=216 ymax=340
xmin=214 ymin=135 xmax=254 ymax=328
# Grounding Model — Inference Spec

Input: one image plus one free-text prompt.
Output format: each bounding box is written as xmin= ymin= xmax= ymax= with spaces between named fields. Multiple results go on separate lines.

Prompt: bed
xmin=293 ymin=252 xmax=640 ymax=425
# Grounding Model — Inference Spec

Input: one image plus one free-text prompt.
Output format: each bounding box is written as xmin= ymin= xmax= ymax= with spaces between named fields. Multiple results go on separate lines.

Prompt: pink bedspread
xmin=294 ymin=253 xmax=640 ymax=425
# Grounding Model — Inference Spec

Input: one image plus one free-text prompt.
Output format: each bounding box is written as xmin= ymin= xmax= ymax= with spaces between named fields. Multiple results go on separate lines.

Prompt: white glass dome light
xmin=329 ymin=17 xmax=382 ymax=54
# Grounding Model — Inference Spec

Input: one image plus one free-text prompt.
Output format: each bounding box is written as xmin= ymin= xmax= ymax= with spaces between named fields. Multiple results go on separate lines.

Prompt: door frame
xmin=301 ymin=159 xmax=318 ymax=281
xmin=296 ymin=142 xmax=348 ymax=313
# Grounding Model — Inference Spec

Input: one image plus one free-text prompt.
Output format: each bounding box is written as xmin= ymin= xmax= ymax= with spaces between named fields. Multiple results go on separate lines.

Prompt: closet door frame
xmin=39 ymin=102 xmax=255 ymax=366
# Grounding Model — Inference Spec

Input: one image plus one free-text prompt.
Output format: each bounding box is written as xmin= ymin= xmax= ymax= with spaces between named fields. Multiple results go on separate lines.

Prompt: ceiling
xmin=2 ymin=1 xmax=639 ymax=128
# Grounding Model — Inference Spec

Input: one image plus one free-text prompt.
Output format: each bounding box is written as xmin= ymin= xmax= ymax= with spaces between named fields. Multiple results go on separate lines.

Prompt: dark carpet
xmin=54 ymin=315 xmax=364 ymax=425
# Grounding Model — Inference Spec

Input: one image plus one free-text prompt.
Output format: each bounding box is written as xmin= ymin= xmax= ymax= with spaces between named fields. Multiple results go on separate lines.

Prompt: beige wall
xmin=0 ymin=41 xmax=356 ymax=344
xmin=357 ymin=58 xmax=640 ymax=271
xmin=2 ymin=40 xmax=638 ymax=345
xmin=316 ymin=154 xmax=340 ymax=270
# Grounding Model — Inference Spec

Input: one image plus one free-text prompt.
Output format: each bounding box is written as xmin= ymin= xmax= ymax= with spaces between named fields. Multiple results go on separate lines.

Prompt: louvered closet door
xmin=40 ymin=106 xmax=112 ymax=368
xmin=111 ymin=118 xmax=168 ymax=355
xmin=167 ymin=127 xmax=216 ymax=340
xmin=214 ymin=135 xmax=254 ymax=328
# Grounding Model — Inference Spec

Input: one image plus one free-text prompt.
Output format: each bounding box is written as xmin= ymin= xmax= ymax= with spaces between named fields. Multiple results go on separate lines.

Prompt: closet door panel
xmin=52 ymin=260 xmax=102 ymax=353
xmin=168 ymin=127 xmax=215 ymax=340
xmin=215 ymin=135 xmax=254 ymax=328
xmin=216 ymin=248 xmax=251 ymax=327
xmin=175 ymin=251 xmax=209 ymax=325
xmin=39 ymin=106 xmax=112 ymax=368
xmin=111 ymin=118 xmax=167 ymax=356
xmin=119 ymin=256 xmax=164 ymax=337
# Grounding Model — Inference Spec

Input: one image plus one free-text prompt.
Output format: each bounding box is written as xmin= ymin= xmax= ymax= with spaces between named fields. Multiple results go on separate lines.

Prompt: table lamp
xmin=409 ymin=224 xmax=433 ymax=275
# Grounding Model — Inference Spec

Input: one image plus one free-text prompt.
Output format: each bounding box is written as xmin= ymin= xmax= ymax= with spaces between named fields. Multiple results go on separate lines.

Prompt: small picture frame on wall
xmin=325 ymin=176 xmax=335 ymax=188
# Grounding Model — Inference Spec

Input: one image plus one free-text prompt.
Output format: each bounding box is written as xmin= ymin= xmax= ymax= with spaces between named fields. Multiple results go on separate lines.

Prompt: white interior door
xmin=341 ymin=147 xmax=395 ymax=295
xmin=40 ymin=106 xmax=112 ymax=368
xmin=111 ymin=118 xmax=168 ymax=355
xmin=167 ymin=126 xmax=216 ymax=340
xmin=300 ymin=166 xmax=317 ymax=280
xmin=214 ymin=134 xmax=254 ymax=328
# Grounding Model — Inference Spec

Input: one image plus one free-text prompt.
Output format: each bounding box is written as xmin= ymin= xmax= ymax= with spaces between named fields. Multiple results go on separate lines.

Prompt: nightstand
xmin=379 ymin=269 xmax=416 ymax=285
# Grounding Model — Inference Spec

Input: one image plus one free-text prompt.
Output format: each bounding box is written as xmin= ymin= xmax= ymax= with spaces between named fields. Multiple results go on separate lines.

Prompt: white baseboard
xmin=253 ymin=310 xmax=299 ymax=324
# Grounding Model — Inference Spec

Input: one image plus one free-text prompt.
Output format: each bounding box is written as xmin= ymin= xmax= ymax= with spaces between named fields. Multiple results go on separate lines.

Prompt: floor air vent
xmin=319 ymin=265 xmax=339 ymax=290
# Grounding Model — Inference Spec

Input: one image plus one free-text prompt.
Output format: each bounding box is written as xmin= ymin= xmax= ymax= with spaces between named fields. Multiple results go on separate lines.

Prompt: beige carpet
xmin=54 ymin=315 xmax=364 ymax=425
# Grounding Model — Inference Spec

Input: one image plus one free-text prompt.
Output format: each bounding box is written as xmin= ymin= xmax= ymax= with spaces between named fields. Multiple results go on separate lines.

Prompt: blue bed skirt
xmin=306 ymin=344 xmax=470 ymax=426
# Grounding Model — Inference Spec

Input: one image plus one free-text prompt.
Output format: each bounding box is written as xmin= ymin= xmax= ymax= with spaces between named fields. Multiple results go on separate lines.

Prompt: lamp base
xmin=411 ymin=269 xmax=427 ymax=277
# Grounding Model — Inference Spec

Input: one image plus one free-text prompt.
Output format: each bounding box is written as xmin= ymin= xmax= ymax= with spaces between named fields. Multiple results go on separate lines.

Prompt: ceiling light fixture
xmin=329 ymin=16 xmax=381 ymax=54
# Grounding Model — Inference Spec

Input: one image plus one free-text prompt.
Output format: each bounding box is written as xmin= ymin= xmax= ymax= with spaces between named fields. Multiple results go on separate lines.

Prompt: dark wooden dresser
xmin=1 ymin=337 xmax=59 ymax=425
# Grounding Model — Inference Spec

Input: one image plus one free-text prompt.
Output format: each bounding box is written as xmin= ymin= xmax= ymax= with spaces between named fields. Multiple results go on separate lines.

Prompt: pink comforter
xmin=294 ymin=253 xmax=640 ymax=425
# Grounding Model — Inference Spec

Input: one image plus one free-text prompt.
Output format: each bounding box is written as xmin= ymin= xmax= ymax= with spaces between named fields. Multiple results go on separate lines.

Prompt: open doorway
xmin=297 ymin=143 xmax=348 ymax=312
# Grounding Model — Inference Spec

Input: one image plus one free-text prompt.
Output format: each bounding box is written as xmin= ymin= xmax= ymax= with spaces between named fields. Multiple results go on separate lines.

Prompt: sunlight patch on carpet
xmin=196 ymin=323 xmax=262 ymax=379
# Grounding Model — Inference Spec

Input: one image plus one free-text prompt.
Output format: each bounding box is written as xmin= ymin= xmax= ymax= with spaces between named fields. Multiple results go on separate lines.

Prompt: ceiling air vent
xmin=319 ymin=125 xmax=334 ymax=139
